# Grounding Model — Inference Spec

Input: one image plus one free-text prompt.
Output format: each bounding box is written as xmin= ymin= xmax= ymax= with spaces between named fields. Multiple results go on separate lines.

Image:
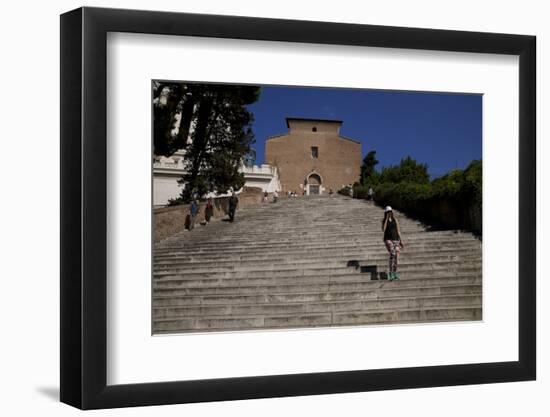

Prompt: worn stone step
xmin=153 ymin=294 xmax=482 ymax=319
xmin=153 ymin=247 xmax=481 ymax=265
xmin=153 ymin=306 xmax=482 ymax=333
xmin=157 ymin=234 xmax=478 ymax=250
xmin=153 ymin=278 xmax=482 ymax=299
xmin=163 ymin=227 xmax=428 ymax=237
xmin=154 ymin=260 xmax=481 ymax=280
xmin=153 ymin=253 xmax=481 ymax=272
xmin=154 ymin=264 xmax=481 ymax=282
xmin=332 ymin=306 xmax=482 ymax=326
xmin=154 ymin=241 xmax=481 ymax=259
xmin=159 ymin=232 xmax=478 ymax=242
xmin=154 ymin=245 xmax=480 ymax=261
xmin=153 ymin=278 xmax=482 ymax=306
xmin=153 ymin=271 xmax=480 ymax=288
xmin=159 ymin=231 xmax=479 ymax=242
xmin=158 ymin=228 xmax=476 ymax=240
xmin=156 ymin=244 xmax=477 ymax=257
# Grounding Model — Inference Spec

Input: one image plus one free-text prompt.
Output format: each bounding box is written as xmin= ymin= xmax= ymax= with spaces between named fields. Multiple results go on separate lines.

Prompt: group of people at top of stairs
xmin=382 ymin=206 xmax=405 ymax=281
xmin=187 ymin=192 xmax=240 ymax=231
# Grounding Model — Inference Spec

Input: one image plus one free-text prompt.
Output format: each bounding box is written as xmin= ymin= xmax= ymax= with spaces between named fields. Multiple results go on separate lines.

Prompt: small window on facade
xmin=312 ymin=127 xmax=317 ymax=132
xmin=311 ymin=146 xmax=319 ymax=159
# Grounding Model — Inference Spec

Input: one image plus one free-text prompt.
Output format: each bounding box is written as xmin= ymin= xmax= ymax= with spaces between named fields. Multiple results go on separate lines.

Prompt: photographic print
xmin=152 ymin=81 xmax=482 ymax=334
xmin=60 ymin=8 xmax=536 ymax=407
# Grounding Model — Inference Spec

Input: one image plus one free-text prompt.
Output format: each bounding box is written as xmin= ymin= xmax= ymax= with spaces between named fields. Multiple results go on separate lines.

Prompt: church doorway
xmin=306 ymin=173 xmax=322 ymax=195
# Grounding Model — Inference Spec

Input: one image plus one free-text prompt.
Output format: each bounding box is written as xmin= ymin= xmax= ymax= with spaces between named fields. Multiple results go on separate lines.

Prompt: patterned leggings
xmin=385 ymin=240 xmax=401 ymax=272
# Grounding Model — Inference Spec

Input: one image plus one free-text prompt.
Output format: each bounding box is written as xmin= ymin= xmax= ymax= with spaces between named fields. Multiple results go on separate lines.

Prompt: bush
xmin=352 ymin=184 xmax=369 ymax=199
xmin=358 ymin=160 xmax=482 ymax=235
xmin=338 ymin=185 xmax=353 ymax=197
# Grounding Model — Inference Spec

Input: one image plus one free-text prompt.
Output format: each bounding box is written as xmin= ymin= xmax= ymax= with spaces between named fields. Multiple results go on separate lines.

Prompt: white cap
xmin=384 ymin=206 xmax=393 ymax=212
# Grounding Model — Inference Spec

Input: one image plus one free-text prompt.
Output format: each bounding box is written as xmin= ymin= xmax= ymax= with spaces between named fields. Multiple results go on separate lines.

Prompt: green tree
xmin=153 ymin=82 xmax=196 ymax=157
xmin=379 ymin=156 xmax=429 ymax=184
xmin=431 ymin=169 xmax=464 ymax=197
xmin=174 ymin=84 xmax=261 ymax=202
xmin=462 ymin=159 xmax=482 ymax=204
xmin=360 ymin=150 xmax=379 ymax=185
xmin=155 ymin=82 xmax=261 ymax=203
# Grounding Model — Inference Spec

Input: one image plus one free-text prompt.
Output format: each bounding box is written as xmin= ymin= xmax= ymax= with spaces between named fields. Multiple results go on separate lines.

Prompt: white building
xmin=153 ymin=154 xmax=281 ymax=207
xmin=240 ymin=163 xmax=281 ymax=194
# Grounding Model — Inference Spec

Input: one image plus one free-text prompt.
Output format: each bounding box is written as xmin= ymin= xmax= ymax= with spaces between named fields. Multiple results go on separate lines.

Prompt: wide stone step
xmin=154 ymin=261 xmax=481 ymax=280
xmin=158 ymin=233 xmax=478 ymax=249
xmin=153 ymin=244 xmax=481 ymax=263
xmin=159 ymin=228 xmax=475 ymax=240
xmin=193 ymin=224 xmax=424 ymax=233
xmin=153 ymin=252 xmax=481 ymax=272
xmin=152 ymin=306 xmax=482 ymax=333
xmin=153 ymin=276 xmax=481 ymax=303
xmin=153 ymin=294 xmax=482 ymax=319
xmin=154 ymin=248 xmax=481 ymax=264
xmin=165 ymin=225 xmax=426 ymax=234
xmin=154 ymin=239 xmax=481 ymax=252
xmin=153 ymin=282 xmax=481 ymax=308
xmin=153 ymin=271 xmax=480 ymax=289
xmin=154 ymin=241 xmax=480 ymax=260
xmin=160 ymin=226 xmax=475 ymax=235
xmin=153 ymin=251 xmax=481 ymax=269
xmin=158 ymin=242 xmax=476 ymax=254
xmin=153 ymin=276 xmax=482 ymax=297
xmin=154 ymin=260 xmax=481 ymax=280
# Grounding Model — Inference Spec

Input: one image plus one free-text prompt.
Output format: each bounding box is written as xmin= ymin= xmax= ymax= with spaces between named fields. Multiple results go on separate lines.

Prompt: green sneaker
xmin=388 ymin=272 xmax=395 ymax=281
xmin=393 ymin=272 xmax=400 ymax=280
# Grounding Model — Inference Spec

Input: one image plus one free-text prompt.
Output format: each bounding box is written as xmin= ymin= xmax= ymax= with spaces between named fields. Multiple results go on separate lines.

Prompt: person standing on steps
xmin=368 ymin=186 xmax=374 ymax=203
xmin=273 ymin=190 xmax=278 ymax=203
xmin=228 ymin=191 xmax=239 ymax=222
xmin=382 ymin=206 xmax=405 ymax=280
xmin=204 ymin=198 xmax=214 ymax=224
xmin=188 ymin=198 xmax=199 ymax=231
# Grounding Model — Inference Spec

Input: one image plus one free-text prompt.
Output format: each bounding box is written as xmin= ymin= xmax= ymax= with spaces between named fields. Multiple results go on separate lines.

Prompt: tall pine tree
xmin=360 ymin=150 xmax=379 ymax=185
xmin=153 ymin=82 xmax=261 ymax=202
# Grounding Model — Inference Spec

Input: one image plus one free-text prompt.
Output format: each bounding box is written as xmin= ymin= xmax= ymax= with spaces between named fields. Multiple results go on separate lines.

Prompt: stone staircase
xmin=153 ymin=195 xmax=482 ymax=333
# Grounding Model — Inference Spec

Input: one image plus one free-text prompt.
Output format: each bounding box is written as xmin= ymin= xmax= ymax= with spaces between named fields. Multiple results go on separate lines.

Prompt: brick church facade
xmin=265 ymin=118 xmax=361 ymax=195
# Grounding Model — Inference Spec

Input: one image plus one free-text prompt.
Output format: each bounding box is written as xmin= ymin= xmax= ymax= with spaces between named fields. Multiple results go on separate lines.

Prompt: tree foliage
xmin=153 ymin=82 xmax=193 ymax=157
xmin=154 ymin=82 xmax=261 ymax=203
xmin=353 ymin=159 xmax=482 ymax=234
xmin=360 ymin=150 xmax=379 ymax=185
xmin=379 ymin=156 xmax=430 ymax=184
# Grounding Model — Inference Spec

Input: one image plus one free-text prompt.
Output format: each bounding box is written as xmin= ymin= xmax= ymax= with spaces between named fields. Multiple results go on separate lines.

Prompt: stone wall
xmin=154 ymin=187 xmax=265 ymax=242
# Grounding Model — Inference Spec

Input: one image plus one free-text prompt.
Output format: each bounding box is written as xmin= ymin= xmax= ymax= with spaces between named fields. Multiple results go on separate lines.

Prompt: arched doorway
xmin=306 ymin=173 xmax=322 ymax=195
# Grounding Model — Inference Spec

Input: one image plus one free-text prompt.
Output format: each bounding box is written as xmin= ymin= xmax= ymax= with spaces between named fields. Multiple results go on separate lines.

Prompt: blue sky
xmin=246 ymin=86 xmax=482 ymax=178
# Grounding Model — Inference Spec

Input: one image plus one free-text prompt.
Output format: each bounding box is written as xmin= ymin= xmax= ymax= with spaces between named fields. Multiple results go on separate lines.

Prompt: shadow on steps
xmin=346 ymin=260 xmax=389 ymax=280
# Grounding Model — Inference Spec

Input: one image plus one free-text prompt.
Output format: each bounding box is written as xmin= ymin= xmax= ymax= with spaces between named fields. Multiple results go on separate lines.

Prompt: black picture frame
xmin=60 ymin=6 xmax=536 ymax=410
